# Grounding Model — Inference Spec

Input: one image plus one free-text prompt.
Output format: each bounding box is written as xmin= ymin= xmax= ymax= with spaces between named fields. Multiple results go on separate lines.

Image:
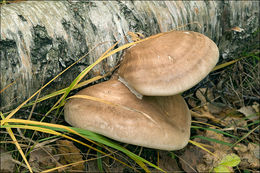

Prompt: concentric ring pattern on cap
xmin=118 ymin=31 xmax=219 ymax=96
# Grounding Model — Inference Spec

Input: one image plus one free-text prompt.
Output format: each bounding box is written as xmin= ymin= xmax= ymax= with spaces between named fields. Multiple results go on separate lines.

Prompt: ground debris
xmin=157 ymin=151 xmax=181 ymax=172
xmin=180 ymin=129 xmax=237 ymax=172
xmin=234 ymin=143 xmax=260 ymax=170
xmin=56 ymin=140 xmax=85 ymax=172
xmin=29 ymin=146 xmax=59 ymax=172
xmin=238 ymin=104 xmax=259 ymax=121
xmin=0 ymin=147 xmax=15 ymax=173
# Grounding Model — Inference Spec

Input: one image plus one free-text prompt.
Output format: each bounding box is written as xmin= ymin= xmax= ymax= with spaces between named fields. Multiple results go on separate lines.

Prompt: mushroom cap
xmin=64 ymin=79 xmax=191 ymax=150
xmin=118 ymin=31 xmax=219 ymax=96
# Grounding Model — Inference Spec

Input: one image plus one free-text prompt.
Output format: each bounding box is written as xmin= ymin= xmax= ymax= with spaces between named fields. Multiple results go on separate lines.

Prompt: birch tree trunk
xmin=0 ymin=1 xmax=259 ymax=110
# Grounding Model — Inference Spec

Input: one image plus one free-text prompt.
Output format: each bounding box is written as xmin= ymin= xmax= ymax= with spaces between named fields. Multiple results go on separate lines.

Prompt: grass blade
xmin=0 ymin=113 xmax=33 ymax=173
xmin=191 ymin=126 xmax=239 ymax=139
xmin=189 ymin=140 xmax=217 ymax=157
xmin=191 ymin=135 xmax=233 ymax=147
xmin=1 ymin=119 xmax=165 ymax=172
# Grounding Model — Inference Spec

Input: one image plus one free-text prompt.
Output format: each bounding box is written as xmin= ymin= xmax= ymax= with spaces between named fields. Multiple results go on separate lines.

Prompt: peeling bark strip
xmin=0 ymin=1 xmax=259 ymax=110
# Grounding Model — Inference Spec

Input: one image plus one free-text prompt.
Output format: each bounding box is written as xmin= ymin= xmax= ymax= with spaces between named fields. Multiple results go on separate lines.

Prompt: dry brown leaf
xmin=103 ymin=157 xmax=129 ymax=173
xmin=29 ymin=146 xmax=59 ymax=170
xmin=238 ymin=106 xmax=258 ymax=121
xmin=234 ymin=143 xmax=260 ymax=169
xmin=29 ymin=146 xmax=59 ymax=172
xmin=157 ymin=151 xmax=181 ymax=172
xmin=191 ymin=106 xmax=221 ymax=124
xmin=196 ymin=88 xmax=214 ymax=104
xmin=0 ymin=147 xmax=15 ymax=173
xmin=196 ymin=130 xmax=237 ymax=172
xmin=179 ymin=143 xmax=205 ymax=172
xmin=207 ymin=103 xmax=225 ymax=114
xmin=252 ymin=102 xmax=259 ymax=113
xmin=187 ymin=97 xmax=197 ymax=108
xmin=181 ymin=129 xmax=236 ymax=172
xmin=223 ymin=116 xmax=248 ymax=129
xmin=205 ymin=130 xmax=233 ymax=151
xmin=195 ymin=88 xmax=225 ymax=115
xmin=57 ymin=140 xmax=85 ymax=171
xmin=86 ymin=156 xmax=129 ymax=172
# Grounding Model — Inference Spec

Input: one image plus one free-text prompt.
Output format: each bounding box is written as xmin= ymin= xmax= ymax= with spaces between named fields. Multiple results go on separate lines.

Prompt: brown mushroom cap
xmin=64 ymin=79 xmax=191 ymax=150
xmin=118 ymin=31 xmax=219 ymax=96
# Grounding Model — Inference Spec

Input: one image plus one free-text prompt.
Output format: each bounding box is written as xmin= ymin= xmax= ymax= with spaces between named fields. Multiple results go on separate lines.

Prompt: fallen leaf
xmin=185 ymin=130 xmax=235 ymax=172
xmin=222 ymin=116 xmax=248 ymax=130
xmin=207 ymin=103 xmax=226 ymax=114
xmin=191 ymin=106 xmax=221 ymax=123
xmin=252 ymin=102 xmax=259 ymax=113
xmin=218 ymin=153 xmax=240 ymax=166
xmin=253 ymin=145 xmax=260 ymax=159
xmin=29 ymin=146 xmax=59 ymax=172
xmin=187 ymin=97 xmax=197 ymax=108
xmin=234 ymin=143 xmax=260 ymax=169
xmin=0 ymin=147 xmax=15 ymax=173
xmin=86 ymin=154 xmax=130 ymax=172
xmin=157 ymin=151 xmax=181 ymax=172
xmin=238 ymin=106 xmax=258 ymax=121
xmin=195 ymin=88 xmax=225 ymax=115
xmin=213 ymin=165 xmax=232 ymax=173
xmin=179 ymin=143 xmax=204 ymax=172
xmin=102 ymin=157 xmax=129 ymax=173
xmin=196 ymin=88 xmax=214 ymax=104
xmin=57 ymin=140 xmax=85 ymax=171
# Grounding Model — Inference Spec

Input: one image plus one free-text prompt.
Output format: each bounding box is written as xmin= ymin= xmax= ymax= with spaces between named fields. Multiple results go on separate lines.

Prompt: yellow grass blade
xmin=212 ymin=53 xmax=254 ymax=72
xmin=1 ymin=119 xmax=162 ymax=172
xmin=212 ymin=59 xmax=241 ymax=71
xmin=192 ymin=120 xmax=221 ymax=129
xmin=1 ymin=123 xmax=137 ymax=172
xmin=189 ymin=140 xmax=217 ymax=157
xmin=0 ymin=79 xmax=17 ymax=94
xmin=24 ymin=75 xmax=105 ymax=107
xmin=1 ymin=119 xmax=96 ymax=144
xmin=59 ymin=40 xmax=122 ymax=107
xmin=0 ymin=113 xmax=33 ymax=173
xmin=42 ymin=158 xmax=99 ymax=173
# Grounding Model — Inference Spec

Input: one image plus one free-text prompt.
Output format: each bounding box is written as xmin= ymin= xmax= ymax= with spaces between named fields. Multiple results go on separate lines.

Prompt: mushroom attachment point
xmin=64 ymin=79 xmax=191 ymax=150
xmin=118 ymin=31 xmax=219 ymax=96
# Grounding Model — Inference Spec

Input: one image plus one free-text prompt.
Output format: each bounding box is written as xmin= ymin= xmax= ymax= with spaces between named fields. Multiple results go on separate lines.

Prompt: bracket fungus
xmin=118 ymin=31 xmax=219 ymax=98
xmin=64 ymin=30 xmax=219 ymax=151
xmin=64 ymin=79 xmax=191 ymax=150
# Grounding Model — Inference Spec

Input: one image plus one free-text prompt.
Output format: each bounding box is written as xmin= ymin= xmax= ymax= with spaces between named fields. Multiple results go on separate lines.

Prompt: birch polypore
xmin=64 ymin=79 xmax=191 ymax=150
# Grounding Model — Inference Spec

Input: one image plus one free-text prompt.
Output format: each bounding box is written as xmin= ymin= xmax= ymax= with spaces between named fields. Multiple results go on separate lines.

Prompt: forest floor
xmin=0 ymin=35 xmax=259 ymax=173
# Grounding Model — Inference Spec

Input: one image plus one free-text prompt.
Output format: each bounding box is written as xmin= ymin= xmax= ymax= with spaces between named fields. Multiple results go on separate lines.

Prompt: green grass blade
xmin=244 ymin=120 xmax=260 ymax=128
xmin=191 ymin=135 xmax=233 ymax=147
xmin=97 ymin=147 xmax=104 ymax=173
xmin=191 ymin=126 xmax=239 ymax=139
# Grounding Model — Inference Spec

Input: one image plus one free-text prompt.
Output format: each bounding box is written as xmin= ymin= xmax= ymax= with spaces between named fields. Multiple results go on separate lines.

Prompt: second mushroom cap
xmin=118 ymin=31 xmax=219 ymax=96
